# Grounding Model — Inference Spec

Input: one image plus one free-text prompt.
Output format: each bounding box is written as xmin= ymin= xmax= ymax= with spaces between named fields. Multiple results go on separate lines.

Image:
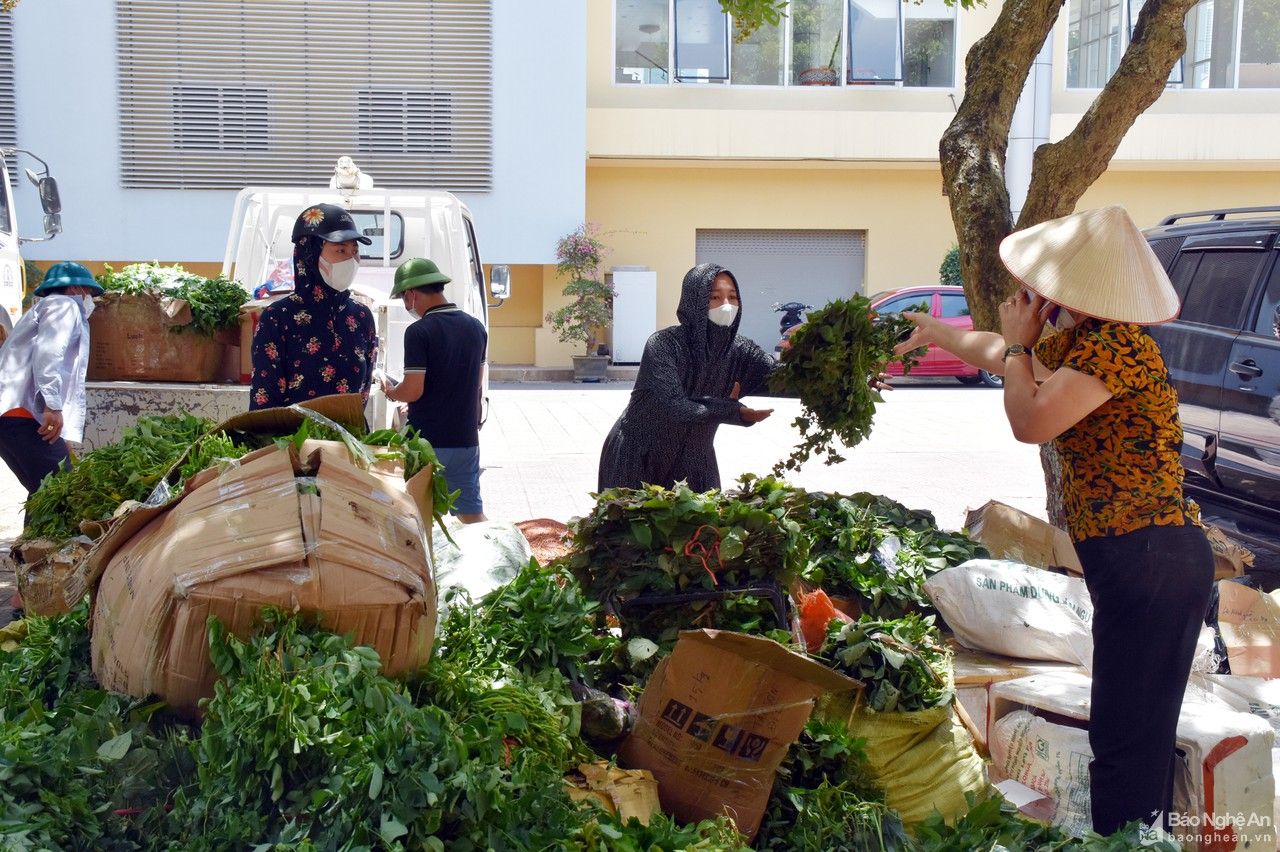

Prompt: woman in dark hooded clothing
xmin=598 ymin=263 xmax=775 ymax=492
xmin=250 ymin=204 xmax=379 ymax=409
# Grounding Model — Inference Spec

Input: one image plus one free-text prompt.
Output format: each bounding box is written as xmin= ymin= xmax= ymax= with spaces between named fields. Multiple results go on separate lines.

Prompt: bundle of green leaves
xmin=435 ymin=559 xmax=618 ymax=690
xmin=793 ymin=488 xmax=988 ymax=619
xmin=756 ymin=718 xmax=907 ymax=851
xmin=97 ymin=262 xmax=248 ymax=336
xmin=767 ymin=296 xmax=923 ymax=473
xmin=568 ymin=481 xmax=807 ymax=647
xmin=819 ymin=614 xmax=954 ymax=713
xmin=23 ymin=413 xmax=234 ymax=541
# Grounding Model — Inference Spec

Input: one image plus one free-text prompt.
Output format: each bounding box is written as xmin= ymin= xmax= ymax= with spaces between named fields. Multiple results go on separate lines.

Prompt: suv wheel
xmin=955 ymin=375 xmax=982 ymax=386
xmin=979 ymin=370 xmax=1003 ymax=388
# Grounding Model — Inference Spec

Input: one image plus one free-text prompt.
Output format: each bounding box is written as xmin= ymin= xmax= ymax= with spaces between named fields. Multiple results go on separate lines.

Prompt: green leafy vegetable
xmin=768 ymin=296 xmax=924 ymax=473
xmin=97 ymin=262 xmax=248 ymax=336
xmin=819 ymin=614 xmax=954 ymax=713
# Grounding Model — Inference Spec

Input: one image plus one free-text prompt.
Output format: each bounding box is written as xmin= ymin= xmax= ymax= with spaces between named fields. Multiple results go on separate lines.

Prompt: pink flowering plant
xmin=545 ymin=224 xmax=615 ymax=355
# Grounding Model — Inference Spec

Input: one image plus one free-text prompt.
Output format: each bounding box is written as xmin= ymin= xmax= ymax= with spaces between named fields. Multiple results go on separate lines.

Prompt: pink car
xmin=777 ymin=285 xmax=1002 ymax=387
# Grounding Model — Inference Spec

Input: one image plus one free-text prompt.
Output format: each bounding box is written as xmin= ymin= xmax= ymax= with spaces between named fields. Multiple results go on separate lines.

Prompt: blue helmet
xmin=34 ymin=261 xmax=103 ymax=296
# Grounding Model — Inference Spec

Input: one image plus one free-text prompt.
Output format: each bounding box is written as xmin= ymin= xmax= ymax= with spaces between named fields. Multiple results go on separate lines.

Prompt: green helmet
xmin=391 ymin=258 xmax=451 ymax=298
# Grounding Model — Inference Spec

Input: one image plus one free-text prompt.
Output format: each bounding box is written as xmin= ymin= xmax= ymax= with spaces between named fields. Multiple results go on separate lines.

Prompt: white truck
xmin=0 ymin=148 xmax=64 ymax=342
xmin=83 ymin=161 xmax=509 ymax=446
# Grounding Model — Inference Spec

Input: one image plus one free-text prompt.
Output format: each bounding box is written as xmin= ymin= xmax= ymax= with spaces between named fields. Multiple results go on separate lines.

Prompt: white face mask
xmin=318 ymin=256 xmax=358 ymax=291
xmin=1053 ymin=307 xmax=1078 ymax=330
xmin=708 ymin=303 xmax=739 ymax=328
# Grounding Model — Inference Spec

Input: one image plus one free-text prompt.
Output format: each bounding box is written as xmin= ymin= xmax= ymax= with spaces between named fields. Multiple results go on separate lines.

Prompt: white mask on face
xmin=708 ymin=303 xmax=739 ymax=328
xmin=319 ymin=256 xmax=358 ymax=291
xmin=1053 ymin=307 xmax=1078 ymax=330
xmin=80 ymin=295 xmax=96 ymax=319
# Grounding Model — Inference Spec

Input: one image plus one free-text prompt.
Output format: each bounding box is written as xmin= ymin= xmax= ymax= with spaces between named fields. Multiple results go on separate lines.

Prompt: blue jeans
xmin=434 ymin=446 xmax=483 ymax=516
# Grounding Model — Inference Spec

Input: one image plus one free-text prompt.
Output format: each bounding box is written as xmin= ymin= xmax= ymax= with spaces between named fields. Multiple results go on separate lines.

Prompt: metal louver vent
xmin=117 ymin=0 xmax=492 ymax=190
xmin=0 ymin=15 xmax=15 ymax=185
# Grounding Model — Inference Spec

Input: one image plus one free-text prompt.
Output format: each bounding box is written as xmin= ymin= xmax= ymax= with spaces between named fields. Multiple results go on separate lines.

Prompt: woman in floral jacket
xmin=249 ymin=204 xmax=378 ymax=409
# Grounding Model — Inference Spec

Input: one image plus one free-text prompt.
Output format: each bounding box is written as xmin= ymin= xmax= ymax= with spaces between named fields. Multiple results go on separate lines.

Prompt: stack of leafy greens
xmin=567 ymin=480 xmax=807 ymax=648
xmin=0 ymin=602 xmax=745 ymax=849
xmin=96 ymin=261 xmax=248 ymax=337
xmin=767 ymin=295 xmax=924 ymax=473
xmin=22 ymin=414 xmax=237 ymax=540
xmin=818 ymin=614 xmax=954 ymax=713
xmin=753 ymin=480 xmax=989 ymax=619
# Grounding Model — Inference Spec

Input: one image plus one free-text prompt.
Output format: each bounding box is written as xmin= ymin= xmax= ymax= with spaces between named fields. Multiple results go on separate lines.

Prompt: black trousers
xmin=0 ymin=417 xmax=70 ymax=524
xmin=1075 ymin=522 xmax=1214 ymax=835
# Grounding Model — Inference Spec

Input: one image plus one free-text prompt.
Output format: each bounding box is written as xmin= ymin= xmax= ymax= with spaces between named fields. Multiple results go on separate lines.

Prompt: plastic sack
xmin=433 ymin=518 xmax=534 ymax=603
xmin=843 ymin=704 xmax=990 ymax=827
xmin=990 ymin=710 xmax=1093 ymax=836
xmin=924 ymin=559 xmax=1093 ymax=667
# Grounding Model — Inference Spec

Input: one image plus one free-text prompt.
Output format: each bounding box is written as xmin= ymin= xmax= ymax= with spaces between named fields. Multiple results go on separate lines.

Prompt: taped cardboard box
xmin=618 ymin=629 xmax=859 ymax=841
xmin=1215 ymin=580 xmax=1280 ymax=678
xmin=964 ymin=500 xmax=1083 ymax=575
xmin=88 ymin=291 xmax=224 ymax=382
xmin=90 ymin=440 xmax=436 ymax=718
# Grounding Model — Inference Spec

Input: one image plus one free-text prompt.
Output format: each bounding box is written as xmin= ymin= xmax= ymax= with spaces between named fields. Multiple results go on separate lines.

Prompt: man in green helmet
xmin=382 ymin=257 xmax=488 ymax=523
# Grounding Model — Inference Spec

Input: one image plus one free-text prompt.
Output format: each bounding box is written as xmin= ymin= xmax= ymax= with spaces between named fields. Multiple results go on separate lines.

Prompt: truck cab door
xmin=1215 ymin=247 xmax=1280 ymax=507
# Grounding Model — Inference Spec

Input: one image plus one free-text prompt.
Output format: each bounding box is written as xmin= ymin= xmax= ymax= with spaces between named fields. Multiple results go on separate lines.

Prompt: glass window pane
xmin=1240 ymin=0 xmax=1280 ymax=87
xmin=675 ymin=0 xmax=730 ymax=81
xmin=849 ymin=0 xmax=902 ymax=81
xmin=732 ymin=18 xmax=784 ymax=84
xmin=1184 ymin=0 xmax=1240 ymax=88
xmin=903 ymin=0 xmax=955 ymax=88
xmin=789 ymin=0 xmax=843 ymax=85
xmin=616 ymin=0 xmax=670 ymax=84
xmin=940 ymin=293 xmax=970 ymax=318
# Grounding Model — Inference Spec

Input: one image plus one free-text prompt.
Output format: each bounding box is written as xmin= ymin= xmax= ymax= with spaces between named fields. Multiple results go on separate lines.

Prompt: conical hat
xmin=998 ymin=206 xmax=1180 ymax=325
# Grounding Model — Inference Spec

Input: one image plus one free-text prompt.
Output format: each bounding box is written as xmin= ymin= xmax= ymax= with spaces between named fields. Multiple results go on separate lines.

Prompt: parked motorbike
xmin=772 ymin=301 xmax=812 ymax=337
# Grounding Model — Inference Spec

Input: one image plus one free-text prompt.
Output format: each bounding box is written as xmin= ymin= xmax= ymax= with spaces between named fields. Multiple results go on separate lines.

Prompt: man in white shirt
xmin=0 ymin=262 xmax=100 ymax=508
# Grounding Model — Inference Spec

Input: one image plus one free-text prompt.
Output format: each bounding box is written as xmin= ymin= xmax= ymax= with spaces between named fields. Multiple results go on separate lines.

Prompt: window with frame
xmin=118 ymin=0 xmax=492 ymax=189
xmin=1067 ymin=0 xmax=1280 ymax=88
xmin=1179 ymin=249 xmax=1269 ymax=328
xmin=1255 ymin=254 xmax=1280 ymax=339
xmin=940 ymin=292 xmax=970 ymax=318
xmin=613 ymin=0 xmax=956 ymax=87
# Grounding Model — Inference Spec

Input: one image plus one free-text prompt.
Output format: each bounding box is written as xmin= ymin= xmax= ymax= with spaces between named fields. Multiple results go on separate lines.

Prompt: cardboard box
xmin=1216 ymin=581 xmax=1280 ymax=678
xmin=964 ymin=500 xmax=1083 ymax=575
xmin=88 ymin=291 xmax=225 ymax=383
xmin=617 ymin=629 xmax=860 ymax=841
xmin=90 ymin=439 xmax=436 ymax=718
xmin=990 ymin=671 xmax=1275 ymax=851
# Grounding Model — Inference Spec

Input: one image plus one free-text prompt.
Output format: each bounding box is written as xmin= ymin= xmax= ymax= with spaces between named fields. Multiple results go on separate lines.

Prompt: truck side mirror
xmin=489 ymin=264 xmax=511 ymax=300
xmin=25 ymin=170 xmax=61 ymax=215
xmin=43 ymin=212 xmax=62 ymax=236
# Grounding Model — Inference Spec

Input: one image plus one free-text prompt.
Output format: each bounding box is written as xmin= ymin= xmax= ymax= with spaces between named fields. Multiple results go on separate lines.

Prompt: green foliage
xmin=23 ymin=413 xmax=224 ymax=540
xmin=437 ymin=559 xmax=618 ymax=688
xmin=546 ymin=223 xmax=614 ymax=354
xmin=819 ymin=614 xmax=954 ymax=713
xmin=571 ymin=812 xmax=750 ymax=850
xmin=939 ymin=245 xmax=963 ymax=288
xmin=751 ymin=483 xmax=988 ymax=619
xmin=720 ymin=0 xmax=789 ymax=41
xmin=913 ymin=793 xmax=1181 ymax=851
xmin=97 ymin=262 xmax=248 ymax=336
xmin=0 ymin=604 xmax=187 ymax=849
xmin=768 ymin=296 xmax=923 ymax=473
xmin=568 ymin=481 xmax=806 ymax=649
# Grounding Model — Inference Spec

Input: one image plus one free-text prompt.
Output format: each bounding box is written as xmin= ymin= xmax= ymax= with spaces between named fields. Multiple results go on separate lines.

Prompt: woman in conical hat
xmin=895 ymin=206 xmax=1212 ymax=837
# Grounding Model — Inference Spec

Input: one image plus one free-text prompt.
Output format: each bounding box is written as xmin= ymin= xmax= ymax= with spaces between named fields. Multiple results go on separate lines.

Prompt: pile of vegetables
xmin=23 ymin=413 xmax=235 ymax=540
xmin=97 ymin=262 xmax=248 ymax=336
xmin=767 ymin=295 xmax=923 ymax=473
xmin=23 ymin=412 xmax=457 ymax=544
xmin=818 ymin=615 xmax=954 ymax=714
xmin=567 ymin=480 xmax=806 ymax=648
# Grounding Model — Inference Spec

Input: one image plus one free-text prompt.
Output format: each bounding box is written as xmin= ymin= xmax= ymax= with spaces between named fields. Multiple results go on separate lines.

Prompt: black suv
xmin=1143 ymin=207 xmax=1280 ymax=555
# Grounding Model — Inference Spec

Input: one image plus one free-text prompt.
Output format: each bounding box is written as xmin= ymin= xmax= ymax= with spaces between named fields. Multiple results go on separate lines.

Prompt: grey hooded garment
xmin=597 ymin=263 xmax=776 ymax=492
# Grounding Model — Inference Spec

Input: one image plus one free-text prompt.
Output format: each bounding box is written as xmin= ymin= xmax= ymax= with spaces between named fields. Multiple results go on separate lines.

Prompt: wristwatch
xmin=1002 ymin=343 xmax=1032 ymax=363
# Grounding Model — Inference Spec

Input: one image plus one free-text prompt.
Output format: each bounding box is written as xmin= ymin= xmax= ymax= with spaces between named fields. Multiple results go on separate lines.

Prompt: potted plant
xmin=545 ymin=224 xmax=614 ymax=382
xmin=798 ymin=32 xmax=841 ymax=85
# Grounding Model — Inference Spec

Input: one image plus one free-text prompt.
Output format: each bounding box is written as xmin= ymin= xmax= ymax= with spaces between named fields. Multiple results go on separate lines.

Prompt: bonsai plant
xmin=545 ymin=224 xmax=615 ymax=381
xmin=798 ymin=32 xmax=841 ymax=85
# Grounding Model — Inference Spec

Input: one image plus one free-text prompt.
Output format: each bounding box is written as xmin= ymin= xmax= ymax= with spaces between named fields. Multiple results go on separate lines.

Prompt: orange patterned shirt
xmin=1034 ymin=319 xmax=1194 ymax=542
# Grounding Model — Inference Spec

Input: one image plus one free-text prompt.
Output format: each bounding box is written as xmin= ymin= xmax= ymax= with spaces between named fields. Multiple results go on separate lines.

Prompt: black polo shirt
xmin=402 ymin=303 xmax=487 ymax=448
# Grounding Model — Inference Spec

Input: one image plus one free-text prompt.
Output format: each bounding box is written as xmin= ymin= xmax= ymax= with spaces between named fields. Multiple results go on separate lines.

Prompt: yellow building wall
xmin=485 ymin=263 xmax=546 ymax=365
xmin=1077 ymin=170 xmax=1280 ymax=225
xmin=579 ymin=163 xmax=955 ymax=343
